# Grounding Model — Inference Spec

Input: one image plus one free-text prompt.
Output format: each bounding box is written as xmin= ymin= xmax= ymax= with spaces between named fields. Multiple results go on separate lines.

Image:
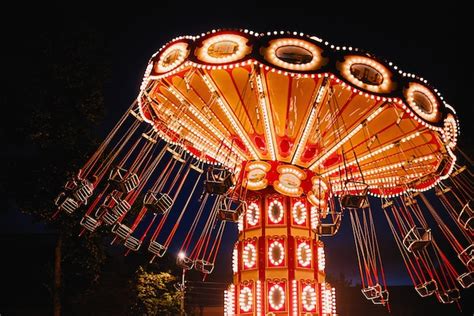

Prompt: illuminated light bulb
xmin=256 ymin=281 xmax=262 ymax=316
xmin=318 ymin=246 xmax=326 ymax=271
xmin=232 ymin=247 xmax=238 ymax=273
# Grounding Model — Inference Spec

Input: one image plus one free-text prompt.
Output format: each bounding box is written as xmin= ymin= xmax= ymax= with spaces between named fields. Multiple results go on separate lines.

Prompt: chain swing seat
xmin=457 ymin=201 xmax=473 ymax=232
xmin=371 ymin=290 xmax=389 ymax=305
xmin=72 ymin=179 xmax=94 ymax=204
xmin=204 ymin=167 xmax=234 ymax=195
xmin=315 ymin=213 xmax=342 ymax=236
xmin=361 ymin=284 xmax=383 ymax=300
xmin=148 ymin=240 xmax=167 ymax=257
xmin=108 ymin=166 xmax=139 ymax=193
xmin=457 ymin=271 xmax=474 ymax=289
xmin=436 ymin=288 xmax=460 ymax=304
xmin=194 ymin=259 xmax=214 ymax=274
xmin=80 ymin=215 xmax=100 ymax=232
xmin=143 ymin=191 xmax=173 ymax=215
xmin=102 ymin=195 xmax=131 ymax=225
xmin=458 ymin=244 xmax=474 ymax=268
xmin=113 ymin=223 xmax=133 ymax=240
xmin=55 ymin=193 xmax=79 ymax=214
xmin=217 ymin=195 xmax=246 ymax=222
xmin=340 ymin=181 xmax=369 ymax=209
xmin=124 ymin=235 xmax=142 ymax=251
xmin=176 ymin=254 xmax=195 ymax=270
xmin=415 ymin=280 xmax=438 ymax=297
xmin=402 ymin=226 xmax=432 ymax=252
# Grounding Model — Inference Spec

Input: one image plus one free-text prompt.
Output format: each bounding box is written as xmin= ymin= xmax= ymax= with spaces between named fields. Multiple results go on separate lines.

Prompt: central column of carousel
xmin=224 ymin=164 xmax=337 ymax=315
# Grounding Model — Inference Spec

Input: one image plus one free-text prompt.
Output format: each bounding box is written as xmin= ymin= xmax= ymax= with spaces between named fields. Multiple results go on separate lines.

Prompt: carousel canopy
xmin=137 ymin=29 xmax=459 ymax=197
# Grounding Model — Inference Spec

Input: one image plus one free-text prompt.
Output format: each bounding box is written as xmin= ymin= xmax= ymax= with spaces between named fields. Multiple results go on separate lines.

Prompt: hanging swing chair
xmin=204 ymin=166 xmax=234 ymax=195
xmin=113 ymin=222 xmax=133 ymax=240
xmin=415 ymin=280 xmax=438 ymax=297
xmin=194 ymin=259 xmax=215 ymax=274
xmin=436 ymin=288 xmax=460 ymax=304
xmin=340 ymin=181 xmax=369 ymax=209
xmin=402 ymin=226 xmax=432 ymax=253
xmin=217 ymin=194 xmax=246 ymax=222
xmin=72 ymin=179 xmax=94 ymax=204
xmin=148 ymin=240 xmax=167 ymax=258
xmin=124 ymin=235 xmax=142 ymax=251
xmin=108 ymin=166 xmax=140 ymax=193
xmin=55 ymin=193 xmax=79 ymax=214
xmin=457 ymin=271 xmax=474 ymax=289
xmin=361 ymin=284 xmax=383 ymax=300
xmin=80 ymin=214 xmax=100 ymax=232
xmin=457 ymin=201 xmax=473 ymax=232
xmin=102 ymin=195 xmax=131 ymax=225
xmin=176 ymin=254 xmax=195 ymax=270
xmin=371 ymin=290 xmax=389 ymax=305
xmin=315 ymin=212 xmax=342 ymax=236
xmin=457 ymin=244 xmax=474 ymax=268
xmin=143 ymin=191 xmax=173 ymax=215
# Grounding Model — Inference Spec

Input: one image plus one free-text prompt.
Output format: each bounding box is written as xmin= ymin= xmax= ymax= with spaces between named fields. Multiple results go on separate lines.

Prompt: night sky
xmin=2 ymin=0 xmax=467 ymax=293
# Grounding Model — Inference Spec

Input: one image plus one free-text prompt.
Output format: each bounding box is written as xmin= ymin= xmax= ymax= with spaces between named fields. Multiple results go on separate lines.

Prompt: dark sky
xmin=1 ymin=3 xmax=466 ymax=288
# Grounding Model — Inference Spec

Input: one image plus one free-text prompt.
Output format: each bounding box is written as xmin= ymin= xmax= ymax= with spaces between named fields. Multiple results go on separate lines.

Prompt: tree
xmin=3 ymin=13 xmax=111 ymax=315
xmin=130 ymin=266 xmax=182 ymax=315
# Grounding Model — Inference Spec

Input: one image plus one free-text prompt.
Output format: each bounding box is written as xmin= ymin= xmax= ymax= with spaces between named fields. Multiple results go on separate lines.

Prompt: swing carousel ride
xmin=53 ymin=29 xmax=472 ymax=315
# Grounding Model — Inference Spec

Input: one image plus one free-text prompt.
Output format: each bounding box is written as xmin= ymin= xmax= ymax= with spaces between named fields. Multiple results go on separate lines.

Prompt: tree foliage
xmin=130 ymin=266 xmax=182 ymax=316
xmin=3 ymin=15 xmax=111 ymax=309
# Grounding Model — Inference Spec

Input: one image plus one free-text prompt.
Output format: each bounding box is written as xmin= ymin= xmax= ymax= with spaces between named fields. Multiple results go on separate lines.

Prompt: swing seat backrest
xmin=148 ymin=240 xmax=167 ymax=258
xmin=72 ymin=180 xmax=94 ymax=203
xmin=457 ymin=271 xmax=474 ymax=289
xmin=114 ymin=223 xmax=132 ymax=240
xmin=124 ymin=236 xmax=142 ymax=251
xmin=80 ymin=215 xmax=100 ymax=232
xmin=59 ymin=196 xmax=79 ymax=214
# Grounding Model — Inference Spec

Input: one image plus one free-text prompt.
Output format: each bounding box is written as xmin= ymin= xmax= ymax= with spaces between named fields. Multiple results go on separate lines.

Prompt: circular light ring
xmin=196 ymin=34 xmax=251 ymax=64
xmin=263 ymin=38 xmax=323 ymax=71
xmin=245 ymin=161 xmax=271 ymax=190
xmin=301 ymin=285 xmax=317 ymax=311
xmin=268 ymin=200 xmax=284 ymax=224
xmin=442 ymin=113 xmax=458 ymax=149
xmin=155 ymin=42 xmax=190 ymax=74
xmin=243 ymin=242 xmax=257 ymax=269
xmin=239 ymin=286 xmax=253 ymax=312
xmin=246 ymin=202 xmax=260 ymax=226
xmin=274 ymin=165 xmax=306 ymax=197
xmin=297 ymin=241 xmax=312 ymax=267
xmin=268 ymin=284 xmax=286 ymax=310
xmin=338 ymin=55 xmax=394 ymax=93
xmin=292 ymin=201 xmax=307 ymax=225
xmin=404 ymin=82 xmax=442 ymax=123
xmin=268 ymin=241 xmax=285 ymax=266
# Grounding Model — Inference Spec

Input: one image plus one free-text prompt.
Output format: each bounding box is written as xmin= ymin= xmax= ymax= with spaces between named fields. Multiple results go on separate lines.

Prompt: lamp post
xmin=176 ymin=252 xmax=186 ymax=315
